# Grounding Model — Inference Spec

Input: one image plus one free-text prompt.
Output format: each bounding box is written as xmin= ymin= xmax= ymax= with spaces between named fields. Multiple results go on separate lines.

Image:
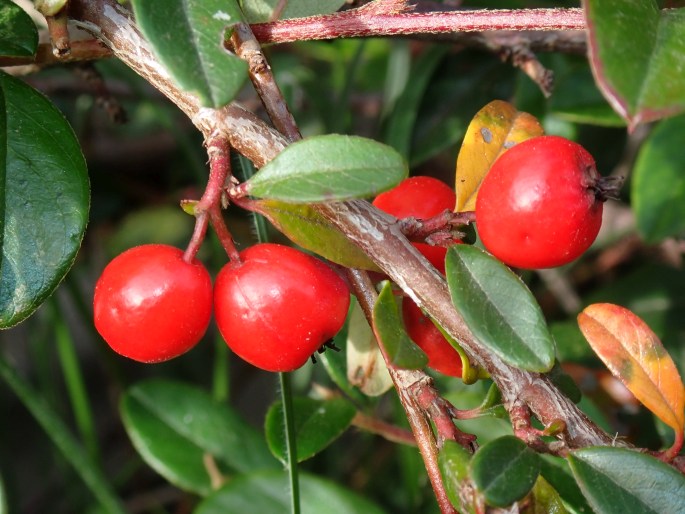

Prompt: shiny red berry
xmin=372 ymin=176 xmax=456 ymax=220
xmin=476 ymin=135 xmax=608 ymax=269
xmin=213 ymin=243 xmax=350 ymax=372
xmin=402 ymin=298 xmax=462 ymax=378
xmin=93 ymin=244 xmax=213 ymax=363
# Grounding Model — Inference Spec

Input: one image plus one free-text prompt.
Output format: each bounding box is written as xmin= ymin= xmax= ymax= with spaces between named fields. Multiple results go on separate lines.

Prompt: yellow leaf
xmin=578 ymin=303 xmax=685 ymax=434
xmin=250 ymin=199 xmax=380 ymax=271
xmin=454 ymin=100 xmax=543 ymax=212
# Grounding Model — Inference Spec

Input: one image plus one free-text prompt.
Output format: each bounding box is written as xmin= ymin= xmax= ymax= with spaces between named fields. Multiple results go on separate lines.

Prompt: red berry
xmin=402 ymin=298 xmax=462 ymax=378
xmin=373 ymin=176 xmax=456 ymax=220
xmin=476 ymin=135 xmax=606 ymax=269
xmin=93 ymin=244 xmax=213 ymax=363
xmin=213 ymin=243 xmax=350 ymax=372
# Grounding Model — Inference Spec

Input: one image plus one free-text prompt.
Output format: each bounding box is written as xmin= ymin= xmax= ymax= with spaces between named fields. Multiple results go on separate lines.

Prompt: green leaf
xmin=130 ymin=0 xmax=248 ymax=108
xmin=632 ymin=114 xmax=685 ymax=243
xmin=240 ymin=0 xmax=346 ymax=23
xmin=264 ymin=397 xmax=356 ymax=464
xmin=120 ymin=379 xmax=276 ymax=496
xmin=584 ymin=0 xmax=685 ymax=128
xmin=195 ymin=470 xmax=388 ymax=514
xmin=372 ymin=282 xmax=429 ymax=370
xmin=568 ymin=446 xmax=685 ymax=514
xmin=250 ymin=199 xmax=379 ymax=270
xmin=0 ymin=0 xmax=38 ymax=57
xmin=245 ymin=135 xmax=408 ymax=202
xmin=445 ymin=245 xmax=555 ymax=372
xmin=470 ymin=436 xmax=541 ymax=508
xmin=0 ymin=71 xmax=89 ymax=328
xmin=438 ymin=440 xmax=473 ymax=511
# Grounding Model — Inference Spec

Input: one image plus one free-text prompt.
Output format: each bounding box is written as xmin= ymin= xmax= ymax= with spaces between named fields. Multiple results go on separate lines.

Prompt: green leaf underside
xmin=265 ymin=397 xmax=356 ymax=464
xmin=240 ymin=0 xmax=346 ymax=23
xmin=246 ymin=135 xmax=408 ymax=202
xmin=585 ymin=0 xmax=685 ymax=126
xmin=568 ymin=447 xmax=685 ymax=514
xmin=251 ymin=199 xmax=379 ymax=270
xmin=120 ymin=380 xmax=276 ymax=495
xmin=0 ymin=72 xmax=89 ymax=328
xmin=130 ymin=0 xmax=248 ymax=108
xmin=373 ymin=282 xmax=429 ymax=370
xmin=0 ymin=0 xmax=38 ymax=57
xmin=195 ymin=470 xmax=387 ymax=514
xmin=632 ymin=114 xmax=685 ymax=243
xmin=445 ymin=245 xmax=555 ymax=372
xmin=470 ymin=436 xmax=541 ymax=508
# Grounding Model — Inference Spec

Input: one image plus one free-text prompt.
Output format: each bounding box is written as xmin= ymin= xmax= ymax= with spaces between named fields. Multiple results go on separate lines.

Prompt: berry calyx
xmin=476 ymin=135 xmax=610 ymax=269
xmin=402 ymin=298 xmax=462 ymax=378
xmin=213 ymin=243 xmax=351 ymax=372
xmin=372 ymin=176 xmax=456 ymax=220
xmin=93 ymin=244 xmax=213 ymax=363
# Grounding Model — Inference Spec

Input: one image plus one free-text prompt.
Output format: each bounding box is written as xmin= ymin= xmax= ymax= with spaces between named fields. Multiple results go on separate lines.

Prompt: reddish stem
xmin=251 ymin=8 xmax=585 ymax=45
xmin=183 ymin=137 xmax=241 ymax=263
xmin=46 ymin=10 xmax=72 ymax=57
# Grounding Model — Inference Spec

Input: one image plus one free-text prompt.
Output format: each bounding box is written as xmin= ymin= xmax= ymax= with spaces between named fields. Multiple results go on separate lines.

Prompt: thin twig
xmin=229 ymin=23 xmax=301 ymax=142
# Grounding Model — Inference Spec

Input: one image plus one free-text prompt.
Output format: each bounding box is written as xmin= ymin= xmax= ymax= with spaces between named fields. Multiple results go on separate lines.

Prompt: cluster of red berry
xmin=93 ymin=243 xmax=350 ymax=371
xmin=93 ymin=135 xmax=609 ymax=379
xmin=371 ymin=135 xmax=610 ymax=379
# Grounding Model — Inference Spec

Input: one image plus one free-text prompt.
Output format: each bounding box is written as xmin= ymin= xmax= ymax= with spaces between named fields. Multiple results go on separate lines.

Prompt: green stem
xmin=53 ymin=301 xmax=100 ymax=462
xmin=0 ymin=356 xmax=126 ymax=514
xmin=279 ymin=372 xmax=301 ymax=514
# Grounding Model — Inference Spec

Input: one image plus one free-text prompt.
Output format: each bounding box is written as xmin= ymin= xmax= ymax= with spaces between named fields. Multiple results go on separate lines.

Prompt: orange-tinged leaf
xmin=578 ymin=303 xmax=685 ymax=434
xmin=454 ymin=100 xmax=543 ymax=212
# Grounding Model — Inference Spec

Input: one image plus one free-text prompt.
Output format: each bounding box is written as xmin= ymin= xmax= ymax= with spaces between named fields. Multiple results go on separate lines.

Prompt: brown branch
xmin=0 ymin=40 xmax=112 ymax=70
xmin=229 ymin=23 xmax=301 ymax=143
xmin=69 ymin=0 xmax=619 ymax=453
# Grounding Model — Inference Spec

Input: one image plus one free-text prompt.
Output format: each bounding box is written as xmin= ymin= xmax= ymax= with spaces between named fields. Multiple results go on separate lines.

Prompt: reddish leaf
xmin=578 ymin=303 xmax=685 ymax=434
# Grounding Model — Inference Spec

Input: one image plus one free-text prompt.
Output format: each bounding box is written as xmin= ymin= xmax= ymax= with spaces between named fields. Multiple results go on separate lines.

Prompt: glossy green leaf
xmin=445 ymin=245 xmax=555 ymax=372
xmin=245 ymin=135 xmax=408 ymax=202
xmin=0 ymin=71 xmax=89 ymax=328
xmin=250 ymin=199 xmax=379 ymax=270
xmin=470 ymin=436 xmax=540 ymax=508
xmin=264 ymin=396 xmax=356 ymax=464
xmin=632 ymin=115 xmax=685 ymax=243
xmin=120 ymin=380 xmax=276 ymax=495
xmin=130 ymin=0 xmax=248 ymax=108
xmin=240 ymin=0 xmax=346 ymax=23
xmin=584 ymin=0 xmax=685 ymax=128
xmin=372 ymin=282 xmax=429 ymax=370
xmin=568 ymin=446 xmax=685 ymax=514
xmin=0 ymin=0 xmax=38 ymax=57
xmin=438 ymin=440 xmax=473 ymax=511
xmin=0 ymin=471 xmax=5 ymax=514
xmin=195 ymin=470 xmax=388 ymax=514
